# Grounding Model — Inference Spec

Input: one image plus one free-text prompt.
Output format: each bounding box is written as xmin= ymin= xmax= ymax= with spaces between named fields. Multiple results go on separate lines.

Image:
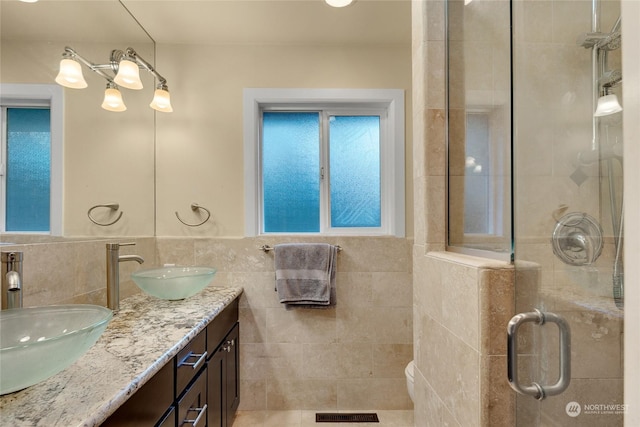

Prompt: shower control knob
xmin=551 ymin=212 xmax=603 ymax=266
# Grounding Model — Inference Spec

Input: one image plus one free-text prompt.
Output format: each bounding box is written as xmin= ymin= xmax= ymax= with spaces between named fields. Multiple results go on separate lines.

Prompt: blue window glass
xmin=262 ymin=112 xmax=320 ymax=232
xmin=6 ymin=108 xmax=51 ymax=232
xmin=329 ymin=115 xmax=381 ymax=227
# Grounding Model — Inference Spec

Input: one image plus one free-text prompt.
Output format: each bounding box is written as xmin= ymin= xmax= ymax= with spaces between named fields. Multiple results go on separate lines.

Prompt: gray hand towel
xmin=274 ymin=243 xmax=338 ymax=307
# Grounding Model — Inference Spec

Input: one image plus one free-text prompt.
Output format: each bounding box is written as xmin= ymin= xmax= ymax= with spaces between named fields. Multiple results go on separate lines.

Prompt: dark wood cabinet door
xmin=207 ymin=347 xmax=224 ymax=427
xmin=102 ymin=362 xmax=174 ymax=427
xmin=156 ymin=407 xmax=175 ymax=427
xmin=224 ymin=323 xmax=240 ymax=418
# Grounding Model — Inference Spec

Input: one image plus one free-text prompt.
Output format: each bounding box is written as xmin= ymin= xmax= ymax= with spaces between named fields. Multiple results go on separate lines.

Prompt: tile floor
xmin=232 ymin=410 xmax=414 ymax=427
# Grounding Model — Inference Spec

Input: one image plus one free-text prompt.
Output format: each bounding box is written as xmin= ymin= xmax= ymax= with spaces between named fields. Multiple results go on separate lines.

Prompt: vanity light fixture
xmin=325 ymin=0 xmax=354 ymax=7
xmin=54 ymin=46 xmax=172 ymax=113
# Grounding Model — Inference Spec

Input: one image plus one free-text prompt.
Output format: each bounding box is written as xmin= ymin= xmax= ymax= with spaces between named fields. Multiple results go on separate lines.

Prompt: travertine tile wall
xmin=446 ymin=0 xmax=511 ymax=249
xmin=4 ymin=235 xmax=413 ymax=411
xmin=413 ymin=0 xmax=624 ymax=426
xmin=0 ymin=237 xmax=155 ymax=307
xmin=412 ymin=1 xmax=516 ymax=426
xmin=413 ymin=251 xmax=515 ymax=427
xmin=155 ymin=236 xmax=414 ymax=411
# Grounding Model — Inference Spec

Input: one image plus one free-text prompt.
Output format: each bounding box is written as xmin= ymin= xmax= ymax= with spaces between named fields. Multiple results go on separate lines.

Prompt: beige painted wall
xmin=154 ymin=42 xmax=413 ymax=238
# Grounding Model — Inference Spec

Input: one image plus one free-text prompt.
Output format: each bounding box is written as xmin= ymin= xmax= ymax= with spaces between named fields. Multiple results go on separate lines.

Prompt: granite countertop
xmin=0 ymin=285 xmax=243 ymax=427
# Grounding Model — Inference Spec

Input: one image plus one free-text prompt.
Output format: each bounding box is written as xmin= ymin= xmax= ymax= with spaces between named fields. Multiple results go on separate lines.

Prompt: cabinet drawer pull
xmin=184 ymin=404 xmax=207 ymax=427
xmin=179 ymin=351 xmax=208 ymax=371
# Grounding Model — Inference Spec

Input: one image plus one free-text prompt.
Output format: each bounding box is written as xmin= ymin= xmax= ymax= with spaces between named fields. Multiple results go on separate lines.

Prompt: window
xmin=244 ymin=88 xmax=404 ymax=236
xmin=0 ymin=84 xmax=63 ymax=235
xmin=460 ymin=109 xmax=508 ymax=240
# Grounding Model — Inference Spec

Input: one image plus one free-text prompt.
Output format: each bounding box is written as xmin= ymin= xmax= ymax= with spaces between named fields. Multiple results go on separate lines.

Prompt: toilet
xmin=405 ymin=360 xmax=415 ymax=402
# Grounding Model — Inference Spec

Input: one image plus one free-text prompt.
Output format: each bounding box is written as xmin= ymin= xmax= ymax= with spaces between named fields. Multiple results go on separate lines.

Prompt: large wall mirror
xmin=0 ymin=0 xmax=155 ymax=243
xmin=447 ymin=0 xmax=512 ymax=257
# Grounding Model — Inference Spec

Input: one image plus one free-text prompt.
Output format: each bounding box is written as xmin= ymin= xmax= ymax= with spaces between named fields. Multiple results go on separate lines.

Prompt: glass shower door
xmin=511 ymin=0 xmax=624 ymax=425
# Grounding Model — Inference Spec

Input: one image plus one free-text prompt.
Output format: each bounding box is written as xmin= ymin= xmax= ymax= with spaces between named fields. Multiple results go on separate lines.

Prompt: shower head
xmin=577 ymin=30 xmax=620 ymax=51
xmin=577 ymin=32 xmax=607 ymax=49
xmin=597 ymin=31 xmax=621 ymax=51
xmin=600 ymin=69 xmax=623 ymax=89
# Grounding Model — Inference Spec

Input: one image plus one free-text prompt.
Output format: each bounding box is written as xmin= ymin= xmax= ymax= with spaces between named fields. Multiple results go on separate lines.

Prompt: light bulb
xmin=114 ymin=59 xmax=143 ymax=90
xmin=101 ymin=87 xmax=127 ymax=112
xmin=150 ymin=88 xmax=173 ymax=113
xmin=55 ymin=58 xmax=88 ymax=89
xmin=325 ymin=0 xmax=354 ymax=7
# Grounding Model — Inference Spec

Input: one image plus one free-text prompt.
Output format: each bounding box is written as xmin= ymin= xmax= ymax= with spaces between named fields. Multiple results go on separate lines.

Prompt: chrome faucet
xmin=106 ymin=243 xmax=144 ymax=311
xmin=1 ymin=251 xmax=23 ymax=310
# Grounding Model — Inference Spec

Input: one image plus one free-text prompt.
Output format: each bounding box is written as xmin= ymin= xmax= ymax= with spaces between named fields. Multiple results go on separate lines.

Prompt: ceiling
xmin=0 ymin=0 xmax=411 ymax=46
xmin=121 ymin=0 xmax=411 ymax=46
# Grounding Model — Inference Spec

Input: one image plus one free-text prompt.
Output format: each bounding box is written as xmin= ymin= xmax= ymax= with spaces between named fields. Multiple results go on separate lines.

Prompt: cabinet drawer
xmin=207 ymin=299 xmax=239 ymax=355
xmin=176 ymin=329 xmax=207 ymax=397
xmin=177 ymin=366 xmax=207 ymax=427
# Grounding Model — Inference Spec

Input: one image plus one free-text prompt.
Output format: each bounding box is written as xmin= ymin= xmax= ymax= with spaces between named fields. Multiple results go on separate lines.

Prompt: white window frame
xmin=0 ymin=83 xmax=63 ymax=236
xmin=243 ymin=88 xmax=405 ymax=237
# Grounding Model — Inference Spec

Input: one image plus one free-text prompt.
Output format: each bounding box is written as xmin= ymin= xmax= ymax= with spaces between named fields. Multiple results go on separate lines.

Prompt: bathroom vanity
xmin=0 ymin=285 xmax=243 ymax=427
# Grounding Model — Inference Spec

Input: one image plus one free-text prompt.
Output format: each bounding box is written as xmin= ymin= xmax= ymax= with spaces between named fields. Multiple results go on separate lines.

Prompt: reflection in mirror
xmin=446 ymin=0 xmax=512 ymax=256
xmin=0 ymin=0 xmax=155 ymax=243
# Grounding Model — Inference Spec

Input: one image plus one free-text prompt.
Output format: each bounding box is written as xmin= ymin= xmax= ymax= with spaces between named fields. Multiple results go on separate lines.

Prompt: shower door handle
xmin=507 ymin=310 xmax=571 ymax=400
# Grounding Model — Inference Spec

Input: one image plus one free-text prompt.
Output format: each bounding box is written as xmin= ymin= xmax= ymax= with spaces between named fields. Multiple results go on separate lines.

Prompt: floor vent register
xmin=315 ymin=413 xmax=380 ymax=423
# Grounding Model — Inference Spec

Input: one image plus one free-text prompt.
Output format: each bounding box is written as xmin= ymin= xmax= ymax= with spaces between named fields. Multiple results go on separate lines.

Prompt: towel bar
xmin=259 ymin=244 xmax=342 ymax=253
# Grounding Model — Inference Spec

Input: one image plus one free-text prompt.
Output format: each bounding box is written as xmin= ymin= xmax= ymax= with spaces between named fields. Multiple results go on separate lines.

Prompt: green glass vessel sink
xmin=131 ymin=266 xmax=216 ymax=300
xmin=0 ymin=304 xmax=112 ymax=395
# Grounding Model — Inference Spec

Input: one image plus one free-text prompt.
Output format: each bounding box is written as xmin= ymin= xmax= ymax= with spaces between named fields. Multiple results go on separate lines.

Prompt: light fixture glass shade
xmin=325 ymin=0 xmax=354 ymax=7
xmin=55 ymin=59 xmax=88 ymax=89
xmin=114 ymin=59 xmax=143 ymax=90
xmin=594 ymin=94 xmax=623 ymax=117
xmin=150 ymin=88 xmax=173 ymax=112
xmin=101 ymin=87 xmax=127 ymax=112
